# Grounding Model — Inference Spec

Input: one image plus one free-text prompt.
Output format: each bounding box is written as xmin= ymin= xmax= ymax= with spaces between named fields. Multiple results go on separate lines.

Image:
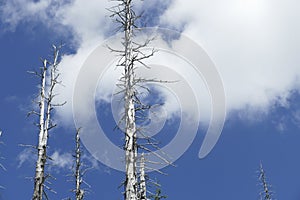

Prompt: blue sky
xmin=1 ymin=0 xmax=300 ymax=199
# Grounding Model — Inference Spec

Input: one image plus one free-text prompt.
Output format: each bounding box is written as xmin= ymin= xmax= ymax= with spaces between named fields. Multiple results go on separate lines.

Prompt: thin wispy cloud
xmin=4 ymin=95 xmax=17 ymax=102
xmin=49 ymin=151 xmax=73 ymax=170
xmin=17 ymin=148 xmax=36 ymax=168
xmin=18 ymin=149 xmax=73 ymax=171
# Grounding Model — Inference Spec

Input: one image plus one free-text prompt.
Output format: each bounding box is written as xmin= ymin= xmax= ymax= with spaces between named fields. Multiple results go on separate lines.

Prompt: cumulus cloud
xmin=0 ymin=0 xmax=63 ymax=31
xmin=0 ymin=0 xmax=114 ymax=126
xmin=2 ymin=0 xmax=300 ymax=127
xmin=0 ymin=0 xmax=112 ymax=44
xmin=161 ymin=0 xmax=300 ymax=118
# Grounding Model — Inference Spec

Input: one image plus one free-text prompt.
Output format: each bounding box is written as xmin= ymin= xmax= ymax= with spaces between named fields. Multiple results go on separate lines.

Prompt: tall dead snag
xmin=259 ymin=163 xmax=273 ymax=200
xmin=109 ymin=0 xmax=141 ymax=199
xmin=122 ymin=1 xmax=138 ymax=199
xmin=108 ymin=1 xmax=170 ymax=199
xmin=65 ymin=129 xmax=90 ymax=200
xmin=74 ymin=128 xmax=84 ymax=200
xmin=31 ymin=45 xmax=64 ymax=200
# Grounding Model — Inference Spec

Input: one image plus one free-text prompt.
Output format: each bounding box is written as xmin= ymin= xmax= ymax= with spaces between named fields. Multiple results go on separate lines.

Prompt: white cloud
xmin=17 ymin=148 xmax=36 ymax=168
xmin=17 ymin=148 xmax=108 ymax=174
xmin=54 ymin=0 xmax=111 ymax=43
xmin=0 ymin=0 xmax=111 ymax=43
xmin=160 ymin=0 xmax=300 ymax=118
xmin=57 ymin=0 xmax=300 ymax=124
xmin=53 ymin=43 xmax=102 ymax=127
xmin=0 ymin=0 xmax=114 ymax=127
xmin=1 ymin=0 xmax=58 ymax=31
xmin=2 ymin=0 xmax=300 ymax=126
xmin=17 ymin=149 xmax=73 ymax=170
xmin=50 ymin=151 xmax=73 ymax=170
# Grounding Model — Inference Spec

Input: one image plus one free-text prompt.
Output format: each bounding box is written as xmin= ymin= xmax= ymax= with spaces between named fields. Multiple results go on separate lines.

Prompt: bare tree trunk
xmin=32 ymin=46 xmax=62 ymax=200
xmin=139 ymin=153 xmax=147 ymax=200
xmin=32 ymin=60 xmax=47 ymax=200
xmin=75 ymin=128 xmax=84 ymax=200
xmin=122 ymin=0 xmax=138 ymax=199
xmin=108 ymin=1 xmax=166 ymax=199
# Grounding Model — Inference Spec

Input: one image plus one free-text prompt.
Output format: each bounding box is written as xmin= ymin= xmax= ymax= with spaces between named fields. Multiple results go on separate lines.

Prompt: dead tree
xmin=74 ymin=128 xmax=84 ymax=200
xmin=108 ymin=1 xmax=170 ymax=199
xmin=259 ymin=163 xmax=273 ymax=200
xmin=30 ymin=45 xmax=64 ymax=200
xmin=64 ymin=128 xmax=91 ymax=200
xmin=109 ymin=0 xmax=143 ymax=199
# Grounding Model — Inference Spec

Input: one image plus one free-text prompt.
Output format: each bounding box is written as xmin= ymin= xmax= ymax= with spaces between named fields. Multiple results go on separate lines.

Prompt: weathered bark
xmin=75 ymin=128 xmax=84 ymax=200
xmin=113 ymin=0 xmax=139 ymax=199
xmin=32 ymin=46 xmax=62 ymax=200
xmin=124 ymin=5 xmax=138 ymax=200
xmin=108 ymin=1 xmax=166 ymax=199
xmin=32 ymin=60 xmax=47 ymax=200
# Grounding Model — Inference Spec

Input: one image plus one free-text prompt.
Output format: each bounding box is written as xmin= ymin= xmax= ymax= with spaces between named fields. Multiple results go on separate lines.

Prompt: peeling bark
xmin=123 ymin=0 xmax=138 ymax=197
xmin=32 ymin=46 xmax=62 ymax=200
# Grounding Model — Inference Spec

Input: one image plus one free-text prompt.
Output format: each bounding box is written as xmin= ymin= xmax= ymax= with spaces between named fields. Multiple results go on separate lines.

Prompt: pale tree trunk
xmin=75 ymin=128 xmax=84 ymax=200
xmin=122 ymin=0 xmax=138 ymax=199
xmin=32 ymin=46 xmax=62 ymax=200
xmin=139 ymin=153 xmax=147 ymax=200
xmin=32 ymin=60 xmax=47 ymax=200
xmin=108 ymin=0 xmax=164 ymax=199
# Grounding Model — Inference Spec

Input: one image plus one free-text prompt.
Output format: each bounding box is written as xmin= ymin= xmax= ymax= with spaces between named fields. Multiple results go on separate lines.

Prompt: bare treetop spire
xmin=259 ymin=162 xmax=273 ymax=200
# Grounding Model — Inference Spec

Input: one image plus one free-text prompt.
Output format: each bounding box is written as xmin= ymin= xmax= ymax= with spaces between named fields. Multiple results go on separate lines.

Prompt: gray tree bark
xmin=75 ymin=128 xmax=84 ymax=200
xmin=108 ymin=1 xmax=165 ymax=199
xmin=32 ymin=59 xmax=47 ymax=200
xmin=32 ymin=46 xmax=62 ymax=200
xmin=123 ymin=0 xmax=138 ymax=197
